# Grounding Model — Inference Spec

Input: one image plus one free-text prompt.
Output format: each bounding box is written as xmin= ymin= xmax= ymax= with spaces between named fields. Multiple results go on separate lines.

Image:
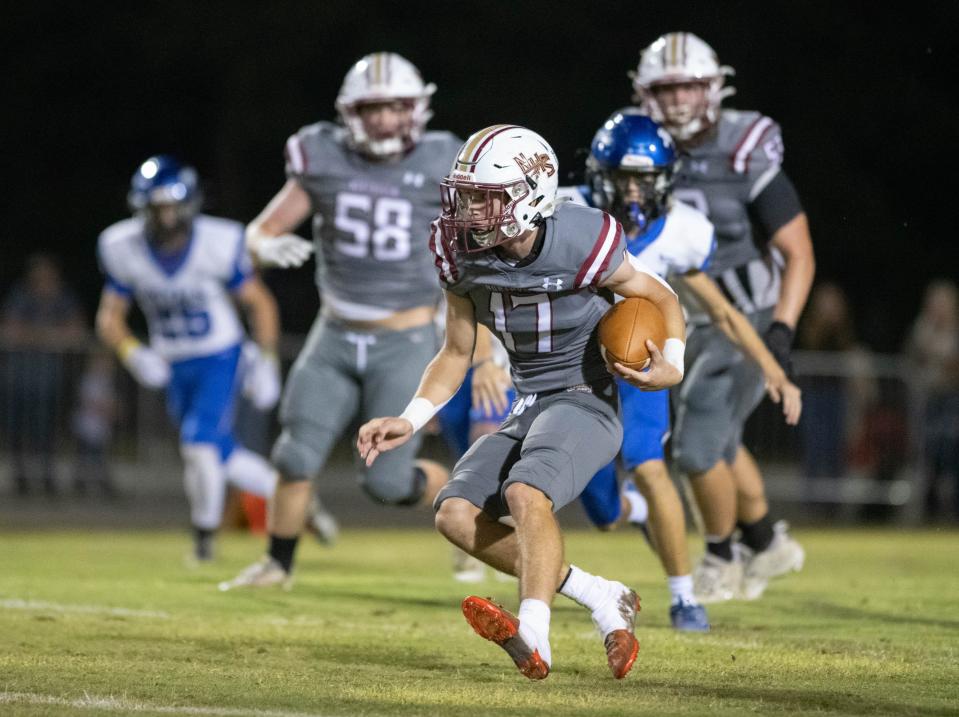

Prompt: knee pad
xmin=360 ymin=466 xmax=426 ymax=507
xmin=270 ymin=423 xmax=337 ymax=482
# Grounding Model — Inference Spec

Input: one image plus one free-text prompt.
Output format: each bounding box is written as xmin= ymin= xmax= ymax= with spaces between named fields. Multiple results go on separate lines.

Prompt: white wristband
xmin=399 ymin=397 xmax=443 ymax=434
xmin=663 ymin=338 xmax=685 ymax=377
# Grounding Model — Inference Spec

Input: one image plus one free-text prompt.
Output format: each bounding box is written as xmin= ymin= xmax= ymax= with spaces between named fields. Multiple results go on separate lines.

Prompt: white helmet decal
xmin=630 ymin=32 xmax=735 ymax=141
xmin=335 ymin=52 xmax=436 ymax=157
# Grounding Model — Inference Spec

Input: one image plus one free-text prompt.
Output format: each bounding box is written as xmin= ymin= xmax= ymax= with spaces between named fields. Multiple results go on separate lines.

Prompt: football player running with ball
xmin=96 ymin=156 xmax=281 ymax=563
xmin=358 ymin=126 xmax=685 ymax=680
xmin=220 ymin=53 xmax=462 ymax=591
xmin=564 ymin=112 xmax=801 ymax=631
xmin=631 ymin=32 xmax=815 ymax=602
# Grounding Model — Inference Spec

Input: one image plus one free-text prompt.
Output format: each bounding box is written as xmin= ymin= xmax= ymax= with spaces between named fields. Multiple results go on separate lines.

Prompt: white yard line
xmin=0 ymin=598 xmax=169 ymax=619
xmin=0 ymin=692 xmax=334 ymax=717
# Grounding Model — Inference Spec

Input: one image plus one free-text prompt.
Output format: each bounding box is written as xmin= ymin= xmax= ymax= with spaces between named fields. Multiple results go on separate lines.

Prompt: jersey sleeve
xmin=284 ymin=122 xmax=337 ymax=182
xmin=96 ymin=233 xmax=133 ymax=297
xmin=729 ymin=114 xmax=784 ymax=200
xmin=573 ymin=212 xmax=626 ymax=289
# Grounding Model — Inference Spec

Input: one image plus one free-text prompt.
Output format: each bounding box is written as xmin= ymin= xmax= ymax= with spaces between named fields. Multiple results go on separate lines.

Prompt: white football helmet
xmin=439 ymin=125 xmax=559 ymax=253
xmin=630 ymin=32 xmax=735 ymax=141
xmin=335 ymin=52 xmax=436 ymax=157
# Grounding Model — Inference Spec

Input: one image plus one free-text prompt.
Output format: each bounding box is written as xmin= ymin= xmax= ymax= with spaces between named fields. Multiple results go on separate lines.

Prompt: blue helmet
xmin=127 ymin=155 xmax=201 ymax=212
xmin=127 ymin=155 xmax=201 ymax=242
xmin=586 ymin=112 xmax=678 ymax=232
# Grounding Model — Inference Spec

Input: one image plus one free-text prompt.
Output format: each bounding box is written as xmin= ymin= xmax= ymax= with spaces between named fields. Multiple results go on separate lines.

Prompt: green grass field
xmin=1 ymin=527 xmax=957 ymax=716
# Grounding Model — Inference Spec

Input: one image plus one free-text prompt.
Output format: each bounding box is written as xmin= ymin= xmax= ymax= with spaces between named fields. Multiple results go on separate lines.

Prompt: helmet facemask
xmin=631 ymin=32 xmax=735 ymax=143
xmin=639 ymin=78 xmax=729 ymax=142
xmin=609 ymin=168 xmax=673 ymax=234
xmin=335 ymin=53 xmax=436 ymax=160
xmin=340 ymin=97 xmax=426 ymax=159
xmin=439 ymin=179 xmax=532 ymax=253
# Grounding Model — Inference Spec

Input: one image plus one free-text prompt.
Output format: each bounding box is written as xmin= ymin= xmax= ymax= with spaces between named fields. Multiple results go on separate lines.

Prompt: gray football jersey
xmin=285 ymin=122 xmax=462 ymax=315
xmin=432 ymin=202 xmax=626 ymax=394
xmin=672 ymin=109 xmax=786 ymax=318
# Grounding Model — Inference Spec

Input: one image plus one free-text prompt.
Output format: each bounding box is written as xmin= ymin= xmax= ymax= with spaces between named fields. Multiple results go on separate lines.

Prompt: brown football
xmin=598 ymin=297 xmax=668 ymax=371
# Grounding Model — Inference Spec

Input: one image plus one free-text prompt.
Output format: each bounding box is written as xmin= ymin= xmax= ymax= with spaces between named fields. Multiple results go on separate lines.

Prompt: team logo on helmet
xmin=513 ymin=152 xmax=556 ymax=178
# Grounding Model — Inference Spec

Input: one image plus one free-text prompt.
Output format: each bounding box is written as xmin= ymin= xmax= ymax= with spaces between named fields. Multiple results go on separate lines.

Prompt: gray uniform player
xmin=632 ymin=32 xmax=815 ymax=602
xmin=220 ymin=53 xmax=460 ymax=591
xmin=358 ymin=126 xmax=687 ymax=681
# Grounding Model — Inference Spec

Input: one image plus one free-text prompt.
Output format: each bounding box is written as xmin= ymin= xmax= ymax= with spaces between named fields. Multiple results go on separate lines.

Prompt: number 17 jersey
xmin=432 ymin=202 xmax=627 ymax=395
xmin=285 ymin=122 xmax=462 ymax=319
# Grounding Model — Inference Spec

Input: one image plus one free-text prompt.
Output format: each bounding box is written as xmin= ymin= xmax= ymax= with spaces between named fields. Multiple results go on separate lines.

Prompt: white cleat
xmin=588 ymin=580 xmax=641 ymax=680
xmin=693 ymin=552 xmax=744 ymax=604
xmin=217 ymin=556 xmax=293 ymax=592
xmin=307 ymin=495 xmax=339 ymax=547
xmin=738 ymin=521 xmax=805 ymax=600
xmin=452 ymin=547 xmax=487 ymax=583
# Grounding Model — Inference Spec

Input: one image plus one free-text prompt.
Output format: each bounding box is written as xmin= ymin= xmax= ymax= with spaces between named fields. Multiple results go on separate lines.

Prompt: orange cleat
xmin=603 ymin=591 xmax=640 ymax=679
xmin=461 ymin=596 xmax=550 ymax=680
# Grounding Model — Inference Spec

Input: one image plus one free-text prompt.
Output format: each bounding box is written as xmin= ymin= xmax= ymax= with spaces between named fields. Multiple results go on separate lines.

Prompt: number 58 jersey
xmin=97 ymin=215 xmax=251 ymax=362
xmin=285 ymin=121 xmax=462 ymax=320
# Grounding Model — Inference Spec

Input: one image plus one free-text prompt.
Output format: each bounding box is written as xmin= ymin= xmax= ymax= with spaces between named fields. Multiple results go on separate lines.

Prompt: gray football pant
xmin=271 ymin=315 xmax=437 ymax=504
xmin=434 ymin=380 xmax=622 ymax=520
xmin=671 ymin=309 xmax=772 ymax=475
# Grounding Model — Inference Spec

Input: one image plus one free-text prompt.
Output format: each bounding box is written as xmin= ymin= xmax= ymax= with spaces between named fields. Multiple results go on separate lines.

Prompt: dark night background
xmin=4 ymin=2 xmax=957 ymax=350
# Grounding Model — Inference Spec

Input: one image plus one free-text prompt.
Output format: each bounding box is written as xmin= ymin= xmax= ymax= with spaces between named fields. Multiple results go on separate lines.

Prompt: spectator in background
xmin=797 ymin=282 xmax=857 ymax=479
xmin=905 ymin=280 xmax=959 ymax=518
xmin=70 ymin=349 xmax=118 ymax=497
xmin=1 ymin=253 xmax=87 ymax=495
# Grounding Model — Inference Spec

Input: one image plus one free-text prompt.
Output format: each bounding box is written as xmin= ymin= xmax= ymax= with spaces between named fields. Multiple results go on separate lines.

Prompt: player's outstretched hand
xmin=613 ymin=340 xmax=683 ymax=391
xmin=249 ymin=233 xmax=314 ymax=269
xmin=764 ymin=373 xmax=802 ymax=426
xmin=357 ymin=417 xmax=414 ymax=467
xmin=471 ymin=361 xmax=511 ymax=416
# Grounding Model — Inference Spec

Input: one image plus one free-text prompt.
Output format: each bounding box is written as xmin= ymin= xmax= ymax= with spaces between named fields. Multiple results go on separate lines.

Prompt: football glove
xmin=122 ymin=342 xmax=170 ymax=389
xmin=241 ymin=342 xmax=282 ymax=411
xmin=247 ymin=228 xmax=313 ymax=269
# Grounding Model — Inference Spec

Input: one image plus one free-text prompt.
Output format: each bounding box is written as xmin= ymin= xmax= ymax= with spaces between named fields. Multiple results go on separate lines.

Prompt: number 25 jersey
xmin=285 ymin=122 xmax=462 ymax=320
xmin=97 ymin=215 xmax=251 ymax=362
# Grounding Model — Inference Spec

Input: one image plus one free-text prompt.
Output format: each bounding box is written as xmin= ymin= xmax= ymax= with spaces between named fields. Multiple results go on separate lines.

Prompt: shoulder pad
xmin=285 ymin=121 xmax=344 ymax=177
xmin=723 ymin=110 xmax=783 ymax=176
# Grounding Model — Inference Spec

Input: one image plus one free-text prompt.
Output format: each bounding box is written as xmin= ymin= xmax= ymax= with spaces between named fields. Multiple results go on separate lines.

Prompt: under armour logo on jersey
xmin=542 ymin=277 xmax=564 ymax=291
xmin=689 ymin=160 xmax=709 ymax=174
xmin=402 ymin=172 xmax=425 ymax=187
xmin=510 ymin=393 xmax=537 ymax=417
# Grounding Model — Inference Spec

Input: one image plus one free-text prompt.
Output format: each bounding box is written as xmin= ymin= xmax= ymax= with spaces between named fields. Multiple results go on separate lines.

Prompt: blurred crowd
xmin=1 ymin=252 xmax=957 ymax=521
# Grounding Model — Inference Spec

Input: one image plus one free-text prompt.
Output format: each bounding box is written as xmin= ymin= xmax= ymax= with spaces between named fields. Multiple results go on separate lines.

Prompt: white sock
xmin=667 ymin=575 xmax=696 ymax=605
xmin=517 ymin=598 xmax=551 ymax=667
xmin=623 ymin=490 xmax=649 ymax=524
xmin=180 ymin=443 xmax=225 ymax=530
xmin=224 ymin=446 xmax=276 ymax=497
xmin=559 ymin=564 xmax=612 ymax=612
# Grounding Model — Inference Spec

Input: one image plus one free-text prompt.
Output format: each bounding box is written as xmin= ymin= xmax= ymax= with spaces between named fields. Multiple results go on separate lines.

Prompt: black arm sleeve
xmin=748 ymin=170 xmax=805 ymax=243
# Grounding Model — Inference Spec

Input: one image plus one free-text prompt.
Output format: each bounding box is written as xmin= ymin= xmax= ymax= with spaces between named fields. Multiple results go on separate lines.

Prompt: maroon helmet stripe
xmin=468 ymin=124 xmax=521 ymax=164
